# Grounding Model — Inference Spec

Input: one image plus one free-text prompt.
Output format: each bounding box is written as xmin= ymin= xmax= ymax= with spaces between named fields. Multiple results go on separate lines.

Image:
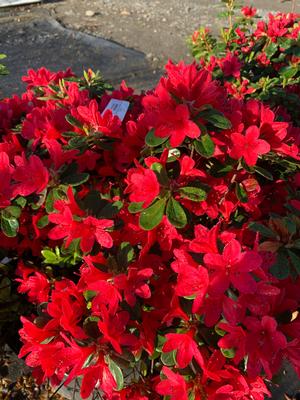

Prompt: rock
xmin=85 ymin=10 xmax=95 ymax=17
xmin=120 ymin=10 xmax=130 ymax=16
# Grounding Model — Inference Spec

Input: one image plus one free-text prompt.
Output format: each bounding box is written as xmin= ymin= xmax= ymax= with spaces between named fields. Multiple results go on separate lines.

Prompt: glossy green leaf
xmin=253 ymin=166 xmax=273 ymax=181
xmin=151 ymin=162 xmax=169 ymax=185
xmin=36 ymin=215 xmax=49 ymax=229
xmin=161 ymin=350 xmax=177 ymax=366
xmin=3 ymin=206 xmax=21 ymax=218
xmin=279 ymin=65 xmax=298 ymax=79
xmin=128 ymin=202 xmax=144 ymax=214
xmin=265 ymin=42 xmax=278 ymax=58
xmin=107 ymin=357 xmax=124 ymax=391
xmin=221 ymin=348 xmax=235 ymax=359
xmin=249 ymin=222 xmax=277 ymax=239
xmin=139 ymin=198 xmax=166 ymax=230
xmin=41 ymin=249 xmax=61 ymax=265
xmin=270 ymin=252 xmax=290 ymax=280
xmin=145 ymin=128 xmax=168 ymax=147
xmin=198 ymin=109 xmax=232 ymax=130
xmin=166 ymin=197 xmax=187 ymax=229
xmin=179 ymin=186 xmax=207 ymax=202
xmin=194 ymin=134 xmax=215 ymax=158
xmin=1 ymin=215 xmax=19 ymax=237
xmin=235 ymin=183 xmax=248 ymax=203
xmin=65 ymin=114 xmax=83 ymax=129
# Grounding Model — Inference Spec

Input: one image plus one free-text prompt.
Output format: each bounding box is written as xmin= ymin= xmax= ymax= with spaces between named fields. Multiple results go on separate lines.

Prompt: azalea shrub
xmin=0 ymin=38 xmax=300 ymax=400
xmin=189 ymin=2 xmax=300 ymax=126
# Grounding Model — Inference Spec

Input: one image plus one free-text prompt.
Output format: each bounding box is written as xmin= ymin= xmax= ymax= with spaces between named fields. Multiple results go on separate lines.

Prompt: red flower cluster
xmin=0 ymin=53 xmax=299 ymax=400
xmin=190 ymin=10 xmax=300 ymax=126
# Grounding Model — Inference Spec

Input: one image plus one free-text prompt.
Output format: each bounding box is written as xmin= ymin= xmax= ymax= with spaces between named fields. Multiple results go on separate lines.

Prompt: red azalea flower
xmin=162 ymin=331 xmax=204 ymax=369
xmin=125 ymin=164 xmax=160 ymax=208
xmin=155 ymin=103 xmax=200 ymax=147
xmin=219 ymin=53 xmax=242 ymax=78
xmin=75 ymin=99 xmax=121 ymax=137
xmin=241 ymin=6 xmax=257 ymax=18
xmin=217 ymin=322 xmax=246 ymax=364
xmin=0 ymin=151 xmax=14 ymax=207
xmin=79 ymin=354 xmax=117 ymax=399
xmin=172 ymin=250 xmax=209 ymax=313
xmin=244 ymin=315 xmax=287 ymax=378
xmin=13 ymin=154 xmax=49 ymax=196
xmin=204 ymin=239 xmax=262 ymax=295
xmin=75 ymin=216 xmax=114 ymax=253
xmin=98 ymin=306 xmax=138 ymax=354
xmin=114 ymin=267 xmax=153 ymax=306
xmin=16 ymin=271 xmax=50 ymax=304
xmin=230 ymin=125 xmax=270 ymax=166
xmin=155 ymin=366 xmax=188 ymax=400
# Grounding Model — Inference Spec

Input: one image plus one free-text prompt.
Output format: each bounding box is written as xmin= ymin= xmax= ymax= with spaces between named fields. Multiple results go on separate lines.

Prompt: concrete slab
xmin=0 ymin=0 xmax=39 ymax=8
xmin=0 ymin=17 xmax=159 ymax=97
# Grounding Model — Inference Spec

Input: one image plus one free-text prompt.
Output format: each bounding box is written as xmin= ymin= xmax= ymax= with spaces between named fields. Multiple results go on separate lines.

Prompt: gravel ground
xmin=1 ymin=0 xmax=299 ymax=68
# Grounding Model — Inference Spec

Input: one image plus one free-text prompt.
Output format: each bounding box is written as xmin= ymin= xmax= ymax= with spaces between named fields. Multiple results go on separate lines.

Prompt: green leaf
xmin=36 ymin=215 xmax=49 ymax=229
xmin=235 ymin=183 xmax=248 ymax=203
xmin=62 ymin=131 xmax=80 ymax=138
xmin=1 ymin=215 xmax=19 ymax=237
xmin=151 ymin=162 xmax=169 ymax=185
xmin=106 ymin=357 xmax=124 ymax=391
xmin=279 ymin=65 xmax=298 ymax=79
xmin=3 ymin=206 xmax=21 ymax=218
xmin=253 ymin=166 xmax=273 ymax=181
xmin=145 ymin=128 xmax=168 ymax=147
xmin=210 ymin=162 xmax=233 ymax=177
xmin=166 ymin=197 xmax=187 ymax=229
xmin=128 ymin=202 xmax=144 ymax=214
xmin=61 ymin=172 xmax=90 ymax=186
xmin=215 ymin=325 xmax=226 ymax=337
xmin=284 ymin=46 xmax=300 ymax=57
xmin=198 ymin=109 xmax=232 ymax=130
xmin=15 ymin=197 xmax=27 ymax=208
xmin=194 ymin=134 xmax=215 ymax=158
xmin=284 ymin=217 xmax=297 ymax=235
xmin=65 ymin=114 xmax=83 ymax=129
xmin=178 ymin=186 xmax=207 ymax=202
xmin=45 ymin=187 xmax=67 ymax=213
xmin=41 ymin=249 xmax=61 ymax=264
xmin=221 ymin=348 xmax=235 ymax=359
xmin=40 ymin=336 xmax=56 ymax=345
xmin=139 ymin=198 xmax=166 ymax=231
xmin=83 ymin=290 xmax=97 ymax=301
xmin=161 ymin=350 xmax=177 ymax=366
xmin=117 ymin=242 xmax=135 ymax=269
xmin=249 ymin=222 xmax=277 ymax=239
xmin=270 ymin=252 xmax=290 ymax=280
xmin=287 ymin=250 xmax=300 ymax=275
xmin=68 ymin=136 xmax=88 ymax=149
xmin=265 ymin=42 xmax=278 ymax=58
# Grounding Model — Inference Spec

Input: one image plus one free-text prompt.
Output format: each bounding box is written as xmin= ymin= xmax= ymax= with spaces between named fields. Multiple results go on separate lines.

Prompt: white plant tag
xmin=101 ymin=99 xmax=130 ymax=121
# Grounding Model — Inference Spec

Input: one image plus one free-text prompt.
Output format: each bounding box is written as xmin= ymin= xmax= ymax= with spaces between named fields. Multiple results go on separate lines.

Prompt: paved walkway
xmin=0 ymin=0 xmax=299 ymax=96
